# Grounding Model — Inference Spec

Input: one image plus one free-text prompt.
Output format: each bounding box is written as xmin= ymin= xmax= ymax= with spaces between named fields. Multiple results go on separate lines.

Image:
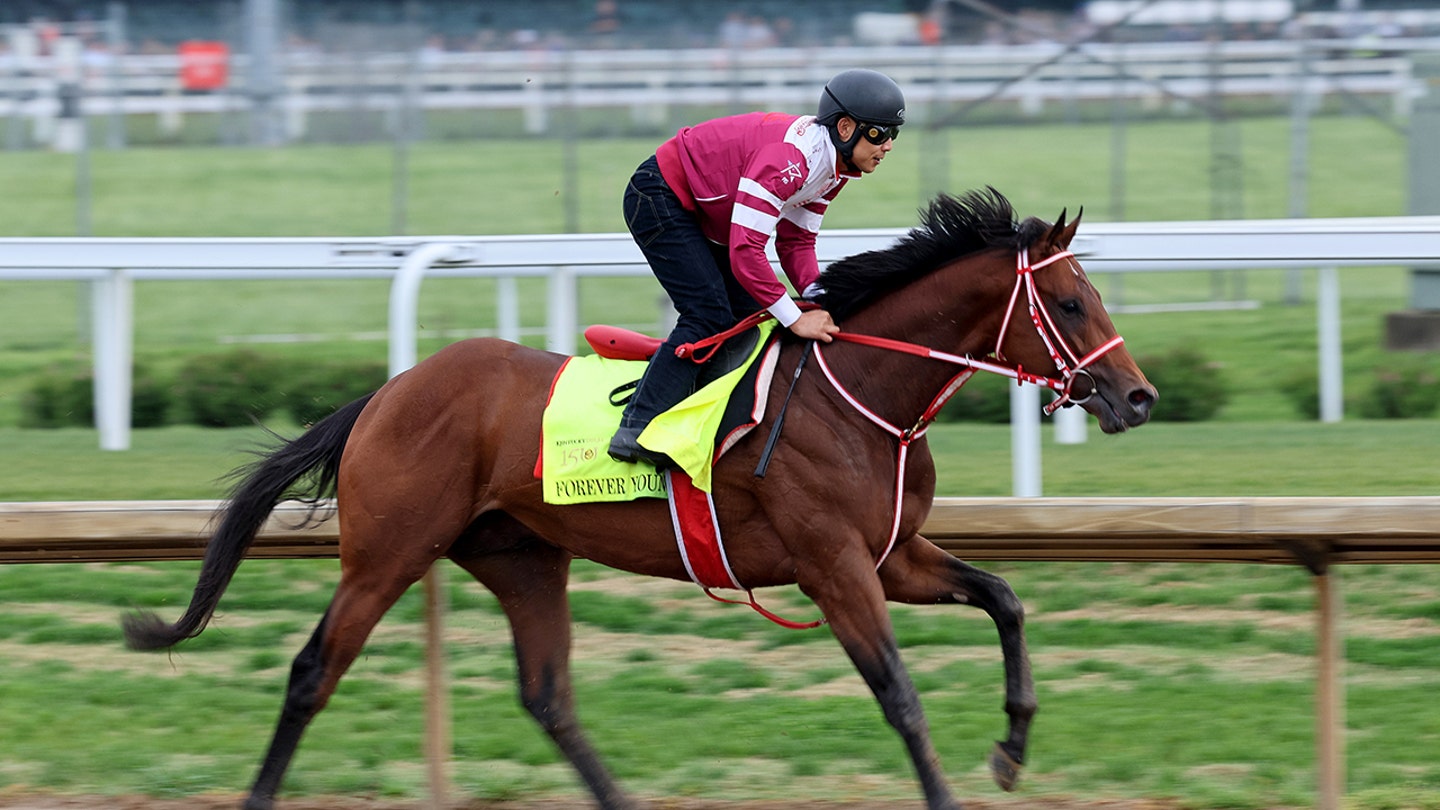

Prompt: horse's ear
xmin=1048 ymin=204 xmax=1082 ymax=249
xmin=1045 ymin=209 xmax=1068 ymax=249
xmin=1049 ymin=206 xmax=1083 ymax=250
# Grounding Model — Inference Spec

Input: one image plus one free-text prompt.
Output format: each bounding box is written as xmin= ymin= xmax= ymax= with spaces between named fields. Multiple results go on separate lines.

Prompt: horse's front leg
xmin=798 ymin=554 xmax=962 ymax=810
xmin=877 ymin=534 xmax=1036 ymax=792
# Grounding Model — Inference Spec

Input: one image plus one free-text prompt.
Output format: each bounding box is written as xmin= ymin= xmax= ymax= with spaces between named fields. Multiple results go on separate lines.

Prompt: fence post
xmin=1315 ymin=566 xmax=1345 ymax=810
xmin=546 ymin=266 xmax=577 ymax=355
xmin=422 ymin=566 xmax=451 ymax=810
xmin=1317 ymin=266 xmax=1343 ymax=422
xmin=1010 ymin=384 xmax=1041 ymax=496
xmin=496 ymin=276 xmax=520 ymax=344
xmin=93 ymin=268 xmax=132 ymax=451
xmin=1053 ymin=403 xmax=1087 ymax=444
xmin=389 ymin=242 xmax=475 ymax=376
xmin=388 ymin=240 xmax=481 ymax=810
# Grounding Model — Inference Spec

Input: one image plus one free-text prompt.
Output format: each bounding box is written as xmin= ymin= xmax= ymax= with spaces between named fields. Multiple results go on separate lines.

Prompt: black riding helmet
xmin=816 ymin=69 xmax=906 ymax=171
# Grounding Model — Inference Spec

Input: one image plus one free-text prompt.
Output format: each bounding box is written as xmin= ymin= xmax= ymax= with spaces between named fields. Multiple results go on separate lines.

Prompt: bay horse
xmin=123 ymin=188 xmax=1155 ymax=810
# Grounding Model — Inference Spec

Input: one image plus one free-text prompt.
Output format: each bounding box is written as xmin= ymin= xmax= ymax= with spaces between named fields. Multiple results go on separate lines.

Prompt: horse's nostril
xmin=1129 ymin=388 xmax=1156 ymax=410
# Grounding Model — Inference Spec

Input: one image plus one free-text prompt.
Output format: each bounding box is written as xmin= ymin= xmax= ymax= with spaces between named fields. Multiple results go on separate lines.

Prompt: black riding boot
xmin=608 ymin=348 xmax=699 ymax=468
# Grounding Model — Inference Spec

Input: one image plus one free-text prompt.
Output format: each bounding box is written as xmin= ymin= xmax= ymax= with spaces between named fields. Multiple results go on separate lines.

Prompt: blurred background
xmin=1 ymin=0 xmax=1436 ymax=431
xmin=3 ymin=0 xmax=1438 ymax=229
xmin=0 ymin=1 xmax=1434 ymax=429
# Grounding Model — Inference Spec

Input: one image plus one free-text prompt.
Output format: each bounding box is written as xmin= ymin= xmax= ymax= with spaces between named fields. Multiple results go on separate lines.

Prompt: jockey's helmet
xmin=816 ymin=69 xmax=906 ymax=169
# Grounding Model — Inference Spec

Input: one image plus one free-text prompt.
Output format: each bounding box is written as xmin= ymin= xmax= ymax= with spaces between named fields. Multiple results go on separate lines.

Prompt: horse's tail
xmin=122 ymin=392 xmax=376 ymax=651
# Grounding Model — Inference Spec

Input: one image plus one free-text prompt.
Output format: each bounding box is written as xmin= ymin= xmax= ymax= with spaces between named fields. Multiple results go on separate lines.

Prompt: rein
xmin=675 ymin=250 xmax=1123 ymax=414
xmin=816 ymin=249 xmax=1126 ymax=572
xmin=670 ymin=248 xmax=1126 ymax=628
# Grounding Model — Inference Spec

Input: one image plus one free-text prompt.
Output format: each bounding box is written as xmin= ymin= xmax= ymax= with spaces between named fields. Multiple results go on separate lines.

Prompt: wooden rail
xmin=923 ymin=497 xmax=1440 ymax=568
xmin=5 ymin=496 xmax=1437 ymax=810
xmin=4 ymin=497 xmax=1439 ymax=567
xmin=0 ymin=500 xmax=337 ymax=563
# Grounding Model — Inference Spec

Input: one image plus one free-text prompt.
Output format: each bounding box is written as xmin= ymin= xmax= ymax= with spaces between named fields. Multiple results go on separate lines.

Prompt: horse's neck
xmin=822 ymin=256 xmax=1010 ymax=428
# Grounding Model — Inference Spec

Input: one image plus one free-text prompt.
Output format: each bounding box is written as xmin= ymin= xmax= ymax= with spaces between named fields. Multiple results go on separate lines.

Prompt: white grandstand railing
xmin=0 ymin=39 xmax=1434 ymax=137
xmin=5 ymin=216 xmax=1440 ymax=481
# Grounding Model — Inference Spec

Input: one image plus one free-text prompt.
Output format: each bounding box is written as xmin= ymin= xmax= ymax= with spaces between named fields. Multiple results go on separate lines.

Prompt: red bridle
xmin=826 ymin=249 xmax=1126 ymax=422
xmin=999 ymin=249 xmax=1127 ymax=413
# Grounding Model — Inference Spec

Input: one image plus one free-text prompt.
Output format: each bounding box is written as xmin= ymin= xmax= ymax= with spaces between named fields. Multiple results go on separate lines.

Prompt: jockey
xmin=608 ymin=68 xmax=906 ymax=468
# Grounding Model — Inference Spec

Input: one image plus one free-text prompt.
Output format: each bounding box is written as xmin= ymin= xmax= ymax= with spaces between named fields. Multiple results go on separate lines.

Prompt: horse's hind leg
xmin=451 ymin=531 xmax=640 ymax=810
xmin=244 ymin=558 xmax=433 ymax=810
xmin=878 ymin=535 xmax=1036 ymax=793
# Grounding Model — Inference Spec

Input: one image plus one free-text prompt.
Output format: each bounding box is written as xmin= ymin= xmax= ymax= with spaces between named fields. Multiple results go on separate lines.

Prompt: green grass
xmin=0 ymin=555 xmax=1436 ymax=807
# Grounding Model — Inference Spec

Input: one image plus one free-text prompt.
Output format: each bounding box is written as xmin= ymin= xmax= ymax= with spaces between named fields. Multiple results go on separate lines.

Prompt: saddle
xmin=537 ymin=321 xmax=778 ymax=503
xmin=580 ymin=322 xmax=822 ymax=627
xmin=541 ymin=321 xmax=821 ymax=624
xmin=584 ymin=324 xmax=762 ymax=382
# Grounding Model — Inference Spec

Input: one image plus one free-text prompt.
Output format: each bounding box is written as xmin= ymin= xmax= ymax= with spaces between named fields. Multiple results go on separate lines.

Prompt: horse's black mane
xmin=814 ymin=187 xmax=1051 ymax=321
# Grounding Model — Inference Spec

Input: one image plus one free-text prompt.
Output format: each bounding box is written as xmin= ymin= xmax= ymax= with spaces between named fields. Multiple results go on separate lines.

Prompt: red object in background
xmin=919 ymin=17 xmax=941 ymax=46
xmin=178 ymin=41 xmax=229 ymax=91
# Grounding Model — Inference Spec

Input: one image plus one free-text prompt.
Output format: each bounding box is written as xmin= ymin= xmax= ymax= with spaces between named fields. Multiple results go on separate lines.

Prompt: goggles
xmin=859 ymin=122 xmax=900 ymax=145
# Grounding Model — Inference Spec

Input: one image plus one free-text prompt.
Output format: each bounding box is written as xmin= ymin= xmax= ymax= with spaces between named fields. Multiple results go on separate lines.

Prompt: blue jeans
xmin=619 ymin=155 xmax=760 ymax=428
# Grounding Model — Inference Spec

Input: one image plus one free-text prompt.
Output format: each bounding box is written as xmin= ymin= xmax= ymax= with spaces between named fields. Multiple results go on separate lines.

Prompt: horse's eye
xmin=1059 ymin=299 xmax=1084 ymax=317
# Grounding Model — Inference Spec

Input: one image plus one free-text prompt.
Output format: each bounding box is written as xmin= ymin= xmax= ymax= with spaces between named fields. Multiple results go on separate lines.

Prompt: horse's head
xmin=1001 ymin=209 xmax=1156 ymax=433
xmin=814 ymin=188 xmax=1155 ymax=434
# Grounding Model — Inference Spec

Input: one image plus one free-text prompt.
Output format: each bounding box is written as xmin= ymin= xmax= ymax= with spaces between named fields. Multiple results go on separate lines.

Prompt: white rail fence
xmin=1 ymin=40 xmax=1434 ymax=142
xmin=5 ymin=216 xmax=1440 ymax=493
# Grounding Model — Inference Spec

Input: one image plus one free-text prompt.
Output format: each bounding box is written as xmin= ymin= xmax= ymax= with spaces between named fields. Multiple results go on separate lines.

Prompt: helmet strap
xmin=827 ymin=117 xmax=862 ymax=172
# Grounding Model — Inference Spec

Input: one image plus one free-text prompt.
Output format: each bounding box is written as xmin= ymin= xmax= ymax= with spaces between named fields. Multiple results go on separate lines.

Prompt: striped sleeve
xmin=775 ymin=182 xmax=843 ymax=295
xmin=728 ymin=144 xmax=812 ymax=324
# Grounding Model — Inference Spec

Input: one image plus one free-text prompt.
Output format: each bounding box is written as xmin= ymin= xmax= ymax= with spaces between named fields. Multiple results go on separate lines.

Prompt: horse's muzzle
xmin=1086 ymin=377 xmax=1156 ymax=433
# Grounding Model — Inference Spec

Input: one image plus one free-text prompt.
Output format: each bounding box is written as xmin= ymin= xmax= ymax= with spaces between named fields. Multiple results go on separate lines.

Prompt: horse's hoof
xmin=988 ymin=741 xmax=1024 ymax=792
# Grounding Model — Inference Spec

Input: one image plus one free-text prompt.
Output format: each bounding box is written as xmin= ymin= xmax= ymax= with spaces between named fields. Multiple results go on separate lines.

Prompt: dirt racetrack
xmin=0 ymin=796 xmax=1196 ymax=810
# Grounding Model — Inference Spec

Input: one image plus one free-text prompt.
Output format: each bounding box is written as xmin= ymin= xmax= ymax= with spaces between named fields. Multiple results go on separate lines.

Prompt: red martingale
xmin=668 ymin=470 xmax=825 ymax=630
